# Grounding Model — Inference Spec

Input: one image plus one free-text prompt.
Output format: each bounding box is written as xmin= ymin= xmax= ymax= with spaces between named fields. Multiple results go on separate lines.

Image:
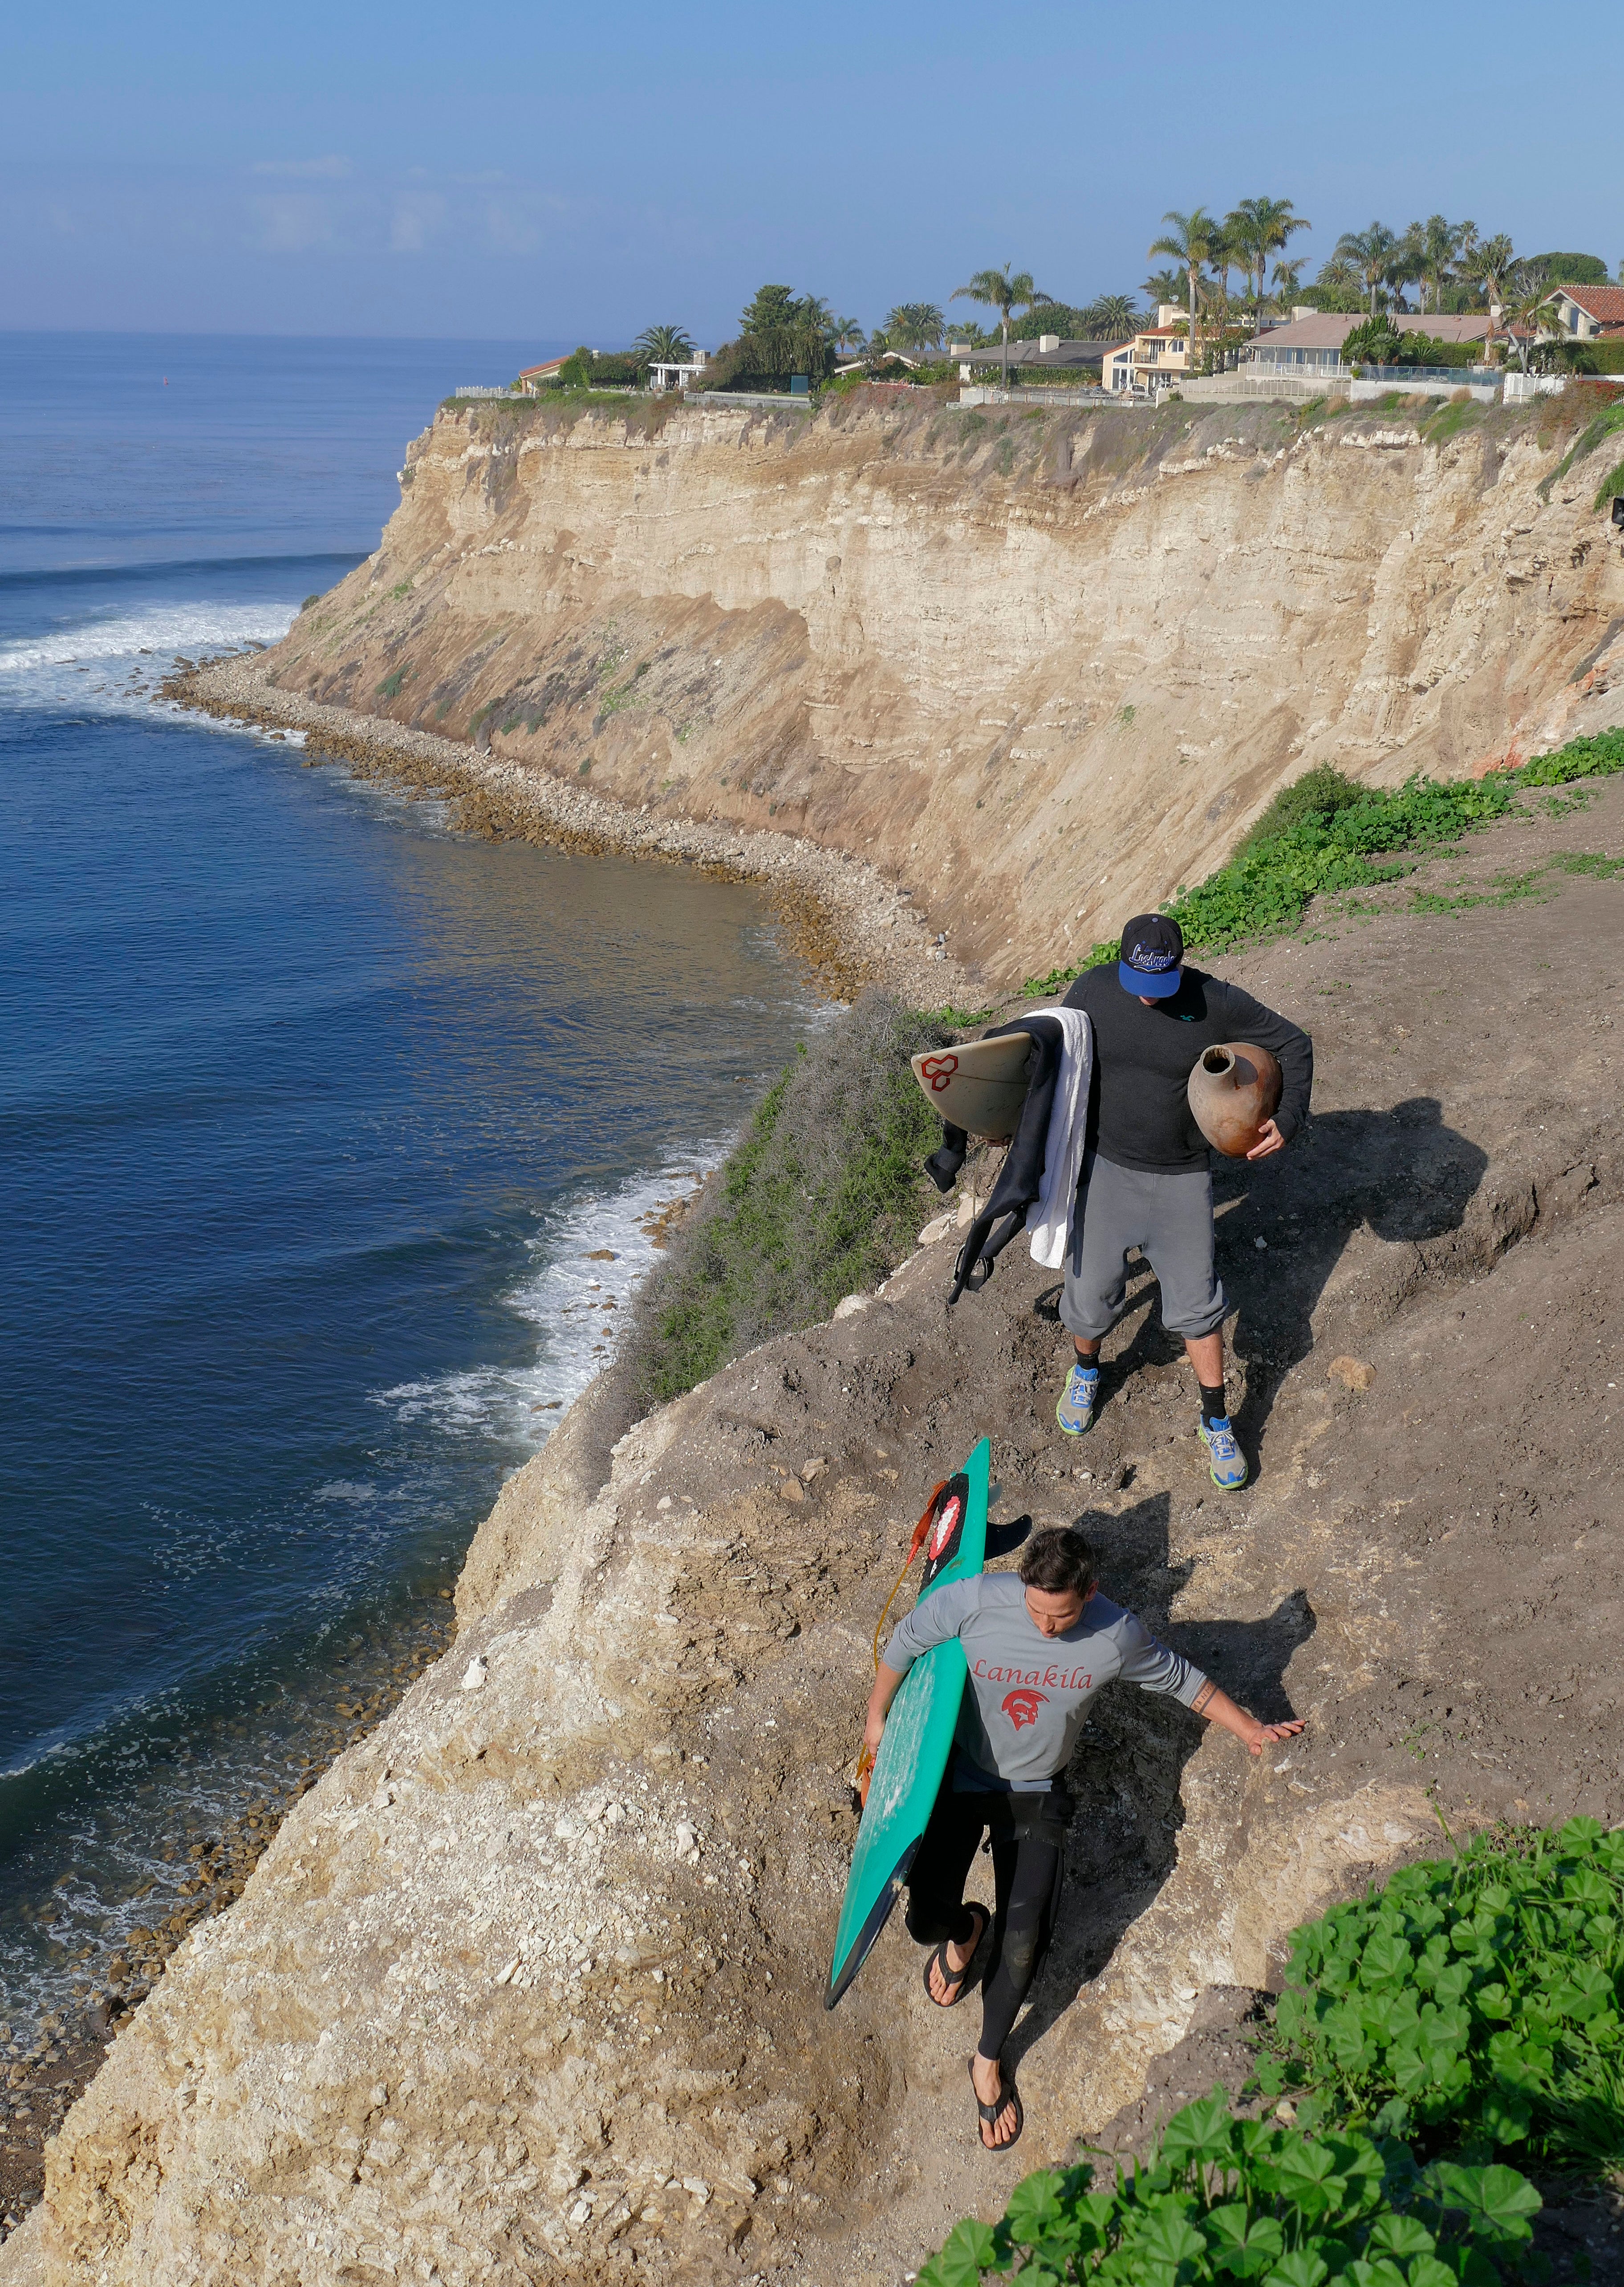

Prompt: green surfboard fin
xmin=824 ymin=1435 xmax=990 ymax=2010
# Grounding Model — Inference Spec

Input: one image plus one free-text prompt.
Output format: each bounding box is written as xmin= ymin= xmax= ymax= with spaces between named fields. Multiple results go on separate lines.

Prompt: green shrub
xmin=300 ymin=593 xmax=322 ymax=612
xmin=375 ymin=667 xmax=408 ymax=700
xmin=918 ymin=2092 xmax=1542 ymax=2286
xmin=1023 ymin=728 xmax=1624 ymax=994
xmin=1258 ymin=1818 xmax=1624 ymax=2172
xmin=620 ymin=992 xmax=954 ymax=1406
xmin=1511 ymin=726 xmax=1624 ymax=785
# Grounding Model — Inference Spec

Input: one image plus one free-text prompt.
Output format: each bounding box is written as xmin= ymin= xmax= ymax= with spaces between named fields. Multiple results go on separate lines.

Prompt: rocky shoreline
xmin=161 ymin=651 xmax=976 ymax=1011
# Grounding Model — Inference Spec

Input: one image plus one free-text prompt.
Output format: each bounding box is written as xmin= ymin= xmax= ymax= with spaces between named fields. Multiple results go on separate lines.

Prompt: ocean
xmin=0 ymin=334 xmax=819 ymax=2039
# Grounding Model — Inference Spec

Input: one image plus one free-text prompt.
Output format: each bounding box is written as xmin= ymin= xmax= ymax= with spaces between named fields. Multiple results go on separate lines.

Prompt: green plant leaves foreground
xmin=918 ymin=2091 xmax=1543 ymax=2286
xmin=1259 ymin=1818 xmax=1624 ymax=2171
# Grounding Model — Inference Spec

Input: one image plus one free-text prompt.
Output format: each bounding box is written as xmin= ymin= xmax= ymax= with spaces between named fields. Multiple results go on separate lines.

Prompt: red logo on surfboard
xmin=1002 ymin=1688 xmax=1049 ymax=1729
xmin=918 ymin=1054 xmax=960 ymax=1094
xmin=929 ymin=1495 xmax=962 ymax=1559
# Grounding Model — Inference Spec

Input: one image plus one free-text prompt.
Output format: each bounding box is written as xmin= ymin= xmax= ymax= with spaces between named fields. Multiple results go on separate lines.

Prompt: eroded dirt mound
xmin=8 ymin=794 xmax=1624 ymax=2286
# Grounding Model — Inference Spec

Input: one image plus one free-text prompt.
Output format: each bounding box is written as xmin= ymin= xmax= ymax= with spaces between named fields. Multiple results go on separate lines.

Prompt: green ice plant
xmin=1256 ymin=1818 xmax=1624 ymax=2171
xmin=917 ymin=2089 xmax=1543 ymax=2286
xmin=1023 ymin=729 xmax=1624 ymax=995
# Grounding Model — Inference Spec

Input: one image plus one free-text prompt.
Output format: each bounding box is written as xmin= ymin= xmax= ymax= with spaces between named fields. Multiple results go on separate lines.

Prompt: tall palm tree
xmin=1271 ymin=257 xmax=1305 ymax=310
xmin=1416 ymin=215 xmax=1464 ymax=315
xmin=1148 ymin=209 xmax=1216 ymax=345
xmin=633 ymin=324 xmax=696 ymax=373
xmin=1226 ymin=197 xmax=1311 ymax=331
xmin=1333 ymin=223 xmax=1401 ymax=317
xmin=1142 ymin=267 xmax=1186 ymax=312
xmin=951 ymin=266 xmax=1053 ymax=386
xmin=885 ymin=302 xmax=947 ymax=353
xmin=1467 ymin=234 xmax=1516 ymax=349
xmin=830 ymin=314 xmax=866 ymax=355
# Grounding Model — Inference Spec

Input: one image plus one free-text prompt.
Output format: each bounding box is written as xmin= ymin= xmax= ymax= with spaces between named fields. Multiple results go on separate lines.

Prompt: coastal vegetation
xmin=920 ymin=1818 xmax=1622 ymax=2283
xmin=621 ymin=992 xmax=954 ymax=1407
xmin=1024 ymin=730 xmax=1624 ymax=994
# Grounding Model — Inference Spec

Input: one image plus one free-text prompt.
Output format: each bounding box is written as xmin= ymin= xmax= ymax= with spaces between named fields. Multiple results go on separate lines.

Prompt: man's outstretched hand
xmin=1246 ymin=1118 xmax=1286 ymax=1161
xmin=1245 ymin=1716 xmax=1307 ymax=1756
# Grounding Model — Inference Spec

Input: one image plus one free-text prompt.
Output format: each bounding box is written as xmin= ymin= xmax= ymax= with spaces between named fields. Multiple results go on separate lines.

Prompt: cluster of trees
xmin=557 ymin=224 xmax=1620 ymax=402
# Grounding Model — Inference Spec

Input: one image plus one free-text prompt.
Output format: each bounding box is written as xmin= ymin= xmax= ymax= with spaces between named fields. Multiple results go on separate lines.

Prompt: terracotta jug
xmin=1187 ymin=1040 xmax=1283 ymax=1157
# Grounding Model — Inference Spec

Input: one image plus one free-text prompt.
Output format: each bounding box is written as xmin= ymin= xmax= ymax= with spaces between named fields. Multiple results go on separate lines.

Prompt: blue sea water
xmin=0 ymin=336 xmax=817 ymax=2034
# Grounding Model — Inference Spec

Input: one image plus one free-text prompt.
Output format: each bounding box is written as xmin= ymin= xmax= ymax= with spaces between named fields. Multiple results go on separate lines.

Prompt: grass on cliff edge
xmin=619 ymin=992 xmax=955 ymax=1408
xmin=1025 ymin=728 xmax=1624 ymax=996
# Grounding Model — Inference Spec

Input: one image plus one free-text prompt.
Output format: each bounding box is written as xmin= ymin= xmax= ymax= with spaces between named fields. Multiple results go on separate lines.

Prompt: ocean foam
xmin=375 ymin=1148 xmax=719 ymax=1447
xmin=0 ymin=599 xmax=296 ymax=713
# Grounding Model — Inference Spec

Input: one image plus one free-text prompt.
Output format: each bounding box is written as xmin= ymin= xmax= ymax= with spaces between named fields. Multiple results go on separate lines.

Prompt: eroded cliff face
xmin=14 ymin=789 xmax=1624 ymax=2285
xmin=261 ymin=389 xmax=1624 ymax=980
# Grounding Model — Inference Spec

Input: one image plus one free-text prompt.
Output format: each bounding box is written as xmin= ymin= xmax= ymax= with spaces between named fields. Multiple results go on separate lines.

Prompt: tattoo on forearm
xmin=1191 ymin=1680 xmax=1218 ymax=1716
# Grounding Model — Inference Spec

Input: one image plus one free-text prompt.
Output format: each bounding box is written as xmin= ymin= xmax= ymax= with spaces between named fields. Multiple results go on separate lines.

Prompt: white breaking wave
xmin=374 ymin=1148 xmax=723 ymax=1448
xmin=0 ymin=599 xmax=296 ymax=712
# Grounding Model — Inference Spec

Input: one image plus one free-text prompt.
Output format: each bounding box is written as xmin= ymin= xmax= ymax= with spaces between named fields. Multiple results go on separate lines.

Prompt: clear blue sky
xmin=4 ymin=0 xmax=1617 ymax=343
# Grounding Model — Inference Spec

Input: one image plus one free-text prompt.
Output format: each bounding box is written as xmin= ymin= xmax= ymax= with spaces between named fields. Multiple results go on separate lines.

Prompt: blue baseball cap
xmin=1118 ymin=913 xmax=1184 ymax=997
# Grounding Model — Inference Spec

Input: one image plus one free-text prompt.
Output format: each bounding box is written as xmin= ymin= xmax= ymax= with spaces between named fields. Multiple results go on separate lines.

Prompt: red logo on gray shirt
xmin=1001 ymin=1687 xmax=1049 ymax=1729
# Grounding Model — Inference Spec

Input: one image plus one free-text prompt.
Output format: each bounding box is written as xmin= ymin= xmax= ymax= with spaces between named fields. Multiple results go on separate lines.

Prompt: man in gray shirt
xmin=863 ymin=1526 xmax=1303 ymax=2150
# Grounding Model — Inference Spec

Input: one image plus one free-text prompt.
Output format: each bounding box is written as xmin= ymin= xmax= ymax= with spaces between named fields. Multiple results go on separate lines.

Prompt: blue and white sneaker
xmin=1198 ymin=1416 xmax=1249 ymax=1490
xmin=1056 ymin=1361 xmax=1100 ymax=1436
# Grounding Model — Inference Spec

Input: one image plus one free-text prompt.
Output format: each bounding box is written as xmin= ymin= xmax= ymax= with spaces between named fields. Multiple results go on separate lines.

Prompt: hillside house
xmin=1539 ymin=285 xmax=1624 ymax=341
xmin=1102 ymin=308 xmax=1194 ymax=392
xmin=954 ymin=334 xmax=1125 ymax=381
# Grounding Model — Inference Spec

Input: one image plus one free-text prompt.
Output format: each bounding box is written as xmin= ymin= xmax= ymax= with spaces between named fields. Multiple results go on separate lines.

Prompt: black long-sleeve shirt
xmin=1061 ymin=963 xmax=1312 ymax=1172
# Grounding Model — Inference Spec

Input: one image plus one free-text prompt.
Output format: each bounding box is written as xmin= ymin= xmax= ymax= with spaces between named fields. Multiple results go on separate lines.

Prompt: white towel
xmin=1021 ymin=1005 xmax=1092 ymax=1270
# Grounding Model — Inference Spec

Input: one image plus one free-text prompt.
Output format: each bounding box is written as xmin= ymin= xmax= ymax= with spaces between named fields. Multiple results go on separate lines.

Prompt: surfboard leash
xmin=850 ymin=1480 xmax=951 ymax=1808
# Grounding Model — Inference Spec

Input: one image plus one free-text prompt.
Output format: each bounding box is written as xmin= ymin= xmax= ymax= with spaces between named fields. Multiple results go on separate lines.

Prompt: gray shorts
xmin=1060 ymin=1153 xmax=1226 ymax=1342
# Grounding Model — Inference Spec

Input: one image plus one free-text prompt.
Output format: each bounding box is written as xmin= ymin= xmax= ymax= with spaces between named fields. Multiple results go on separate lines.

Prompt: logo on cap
xmin=1127 ymin=943 xmax=1178 ymax=973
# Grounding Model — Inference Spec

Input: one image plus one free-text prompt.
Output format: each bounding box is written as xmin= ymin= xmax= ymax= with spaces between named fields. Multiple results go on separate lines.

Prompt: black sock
xmin=1199 ymin=1383 xmax=1227 ymax=1425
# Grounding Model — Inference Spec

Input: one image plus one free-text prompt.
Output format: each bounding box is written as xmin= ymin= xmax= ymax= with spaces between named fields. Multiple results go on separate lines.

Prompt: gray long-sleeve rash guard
xmin=884 ymin=1574 xmax=1207 ymax=1791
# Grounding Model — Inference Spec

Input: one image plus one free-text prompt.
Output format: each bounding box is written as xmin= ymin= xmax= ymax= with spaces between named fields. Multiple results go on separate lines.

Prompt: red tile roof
xmin=1551 ymin=285 xmax=1624 ymax=326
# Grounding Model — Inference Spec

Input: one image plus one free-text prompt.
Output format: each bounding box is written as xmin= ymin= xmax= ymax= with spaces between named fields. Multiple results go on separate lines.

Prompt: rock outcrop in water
xmin=257 ymin=387 xmax=1624 ymax=980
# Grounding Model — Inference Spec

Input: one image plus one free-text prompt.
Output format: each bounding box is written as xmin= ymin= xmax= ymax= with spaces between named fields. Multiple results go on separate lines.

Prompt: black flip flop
xmin=922 ymin=1904 xmax=989 ymax=2009
xmin=968 ymin=2055 xmax=1023 ymax=2151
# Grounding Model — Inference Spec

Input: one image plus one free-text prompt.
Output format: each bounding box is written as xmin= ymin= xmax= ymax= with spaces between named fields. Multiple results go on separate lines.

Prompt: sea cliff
xmin=255 ymin=386 xmax=1621 ymax=980
xmin=6 ymin=387 xmax=1624 ymax=2284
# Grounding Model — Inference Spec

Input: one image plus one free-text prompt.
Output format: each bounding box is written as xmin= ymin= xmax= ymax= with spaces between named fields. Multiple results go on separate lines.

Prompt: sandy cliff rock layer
xmin=10 ymin=786 xmax=1624 ymax=2286
xmin=257 ymin=388 xmax=1624 ymax=982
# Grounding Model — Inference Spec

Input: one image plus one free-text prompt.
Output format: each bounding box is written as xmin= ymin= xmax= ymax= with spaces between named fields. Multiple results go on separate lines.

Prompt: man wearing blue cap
xmin=1053 ymin=915 xmax=1312 ymax=1488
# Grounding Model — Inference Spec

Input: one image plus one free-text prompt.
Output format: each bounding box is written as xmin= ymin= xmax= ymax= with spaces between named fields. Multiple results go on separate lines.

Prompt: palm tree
xmin=951 ymin=266 xmax=1054 ymax=385
xmin=1467 ymin=234 xmax=1516 ymax=350
xmin=1271 ymin=257 xmax=1305 ymax=311
xmin=634 ymin=324 xmax=696 ymax=375
xmin=1084 ymin=294 xmax=1141 ymax=340
xmin=1142 ymin=267 xmax=1186 ymax=312
xmin=1226 ymin=197 xmax=1311 ymax=331
xmin=830 ymin=314 xmax=866 ymax=355
xmin=1148 ymin=208 xmax=1217 ymax=344
xmin=885 ymin=302 xmax=947 ymax=353
xmin=1416 ymin=215 xmax=1464 ymax=315
xmin=1333 ymin=223 xmax=1401 ymax=317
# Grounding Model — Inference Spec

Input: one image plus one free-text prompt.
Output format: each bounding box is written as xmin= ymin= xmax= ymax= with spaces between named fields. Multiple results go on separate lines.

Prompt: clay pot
xmin=1187 ymin=1040 xmax=1283 ymax=1157
xmin=910 ymin=1032 xmax=1033 ymax=1141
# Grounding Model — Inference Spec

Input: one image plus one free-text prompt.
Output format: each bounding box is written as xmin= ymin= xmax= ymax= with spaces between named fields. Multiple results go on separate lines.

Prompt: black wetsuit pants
xmin=905 ymin=1778 xmax=1069 ymax=2062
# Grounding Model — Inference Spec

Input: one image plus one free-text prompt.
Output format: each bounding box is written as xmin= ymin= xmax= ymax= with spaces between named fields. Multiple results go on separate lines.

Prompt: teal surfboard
xmin=824 ymin=1435 xmax=990 ymax=2010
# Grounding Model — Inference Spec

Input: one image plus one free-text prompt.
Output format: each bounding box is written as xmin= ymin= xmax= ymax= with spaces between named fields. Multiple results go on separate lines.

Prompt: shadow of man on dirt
xmin=996 ymin=1486 xmax=1315 ymax=2080
xmin=1034 ymin=1099 xmax=1487 ymax=1465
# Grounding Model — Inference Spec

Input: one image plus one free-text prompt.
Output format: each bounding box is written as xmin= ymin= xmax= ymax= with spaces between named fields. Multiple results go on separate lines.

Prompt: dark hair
xmin=1018 ymin=1526 xmax=1097 ymax=1599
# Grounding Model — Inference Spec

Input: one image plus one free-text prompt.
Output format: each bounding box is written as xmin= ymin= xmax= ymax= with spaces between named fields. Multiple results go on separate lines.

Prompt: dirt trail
xmin=5 ymin=791 xmax=1623 ymax=2284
